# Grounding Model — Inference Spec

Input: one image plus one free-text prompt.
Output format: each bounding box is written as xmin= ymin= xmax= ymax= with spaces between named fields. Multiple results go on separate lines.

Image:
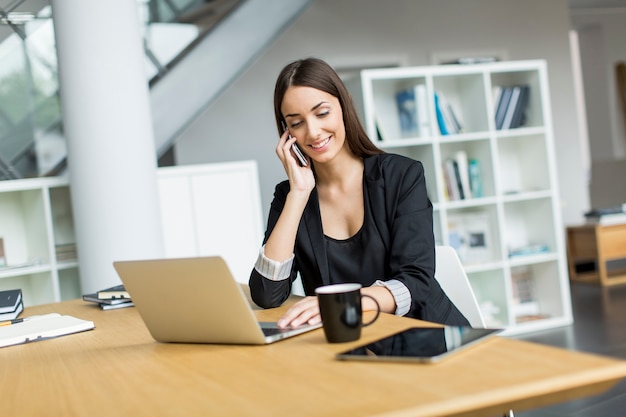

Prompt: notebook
xmin=113 ymin=256 xmax=321 ymax=345
xmin=0 ymin=313 xmax=95 ymax=348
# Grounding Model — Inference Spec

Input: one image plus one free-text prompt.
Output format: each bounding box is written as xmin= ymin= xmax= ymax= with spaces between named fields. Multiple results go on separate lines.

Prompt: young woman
xmin=249 ymin=58 xmax=469 ymax=329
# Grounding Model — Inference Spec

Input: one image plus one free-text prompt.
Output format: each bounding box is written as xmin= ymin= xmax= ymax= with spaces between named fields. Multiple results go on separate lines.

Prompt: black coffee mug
xmin=315 ymin=283 xmax=381 ymax=343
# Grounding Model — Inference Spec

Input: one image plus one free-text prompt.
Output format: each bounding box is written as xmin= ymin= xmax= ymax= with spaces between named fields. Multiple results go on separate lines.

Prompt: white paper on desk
xmin=0 ymin=313 xmax=95 ymax=348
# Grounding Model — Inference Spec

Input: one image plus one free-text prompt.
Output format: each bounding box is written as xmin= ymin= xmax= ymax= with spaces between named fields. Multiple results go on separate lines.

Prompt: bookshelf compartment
xmin=49 ymin=185 xmax=76 ymax=252
xmin=432 ymin=73 xmax=489 ymax=134
xmin=503 ymin=198 xmax=556 ymax=259
xmin=445 ymin=206 xmax=502 ymax=265
xmin=490 ymin=69 xmax=544 ymax=129
xmin=367 ymin=75 xmax=430 ymax=141
xmin=0 ymin=189 xmax=51 ymax=267
xmin=510 ymin=261 xmax=563 ymax=325
xmin=497 ymin=133 xmax=551 ymax=195
xmin=467 ymin=269 xmax=510 ymax=328
xmin=439 ymin=138 xmax=494 ymax=201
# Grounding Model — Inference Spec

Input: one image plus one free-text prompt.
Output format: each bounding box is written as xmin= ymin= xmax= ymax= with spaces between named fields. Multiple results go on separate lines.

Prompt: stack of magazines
xmin=82 ymin=285 xmax=134 ymax=310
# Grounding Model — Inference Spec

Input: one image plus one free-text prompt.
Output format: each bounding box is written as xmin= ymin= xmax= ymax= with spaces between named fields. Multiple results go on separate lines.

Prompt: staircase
xmin=0 ymin=0 xmax=312 ymax=179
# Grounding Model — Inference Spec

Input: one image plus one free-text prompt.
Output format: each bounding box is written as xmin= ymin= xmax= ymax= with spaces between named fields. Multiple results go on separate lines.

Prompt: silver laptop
xmin=113 ymin=256 xmax=320 ymax=344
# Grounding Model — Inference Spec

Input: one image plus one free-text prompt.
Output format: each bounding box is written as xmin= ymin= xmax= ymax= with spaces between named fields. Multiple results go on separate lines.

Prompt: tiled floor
xmin=513 ymin=282 xmax=626 ymax=416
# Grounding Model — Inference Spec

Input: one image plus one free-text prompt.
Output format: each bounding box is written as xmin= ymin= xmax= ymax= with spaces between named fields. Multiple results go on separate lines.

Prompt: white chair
xmin=435 ymin=245 xmax=486 ymax=328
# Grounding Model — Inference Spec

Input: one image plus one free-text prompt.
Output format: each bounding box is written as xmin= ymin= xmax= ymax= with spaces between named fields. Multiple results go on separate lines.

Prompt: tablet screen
xmin=336 ymin=326 xmax=501 ymax=363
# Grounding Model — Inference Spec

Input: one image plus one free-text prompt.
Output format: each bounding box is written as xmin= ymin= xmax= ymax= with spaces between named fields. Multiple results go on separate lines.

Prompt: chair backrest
xmin=435 ymin=246 xmax=486 ymax=328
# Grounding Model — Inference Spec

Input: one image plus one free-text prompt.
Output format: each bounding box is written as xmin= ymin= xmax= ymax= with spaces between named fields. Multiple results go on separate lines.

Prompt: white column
xmin=51 ymin=0 xmax=164 ymax=293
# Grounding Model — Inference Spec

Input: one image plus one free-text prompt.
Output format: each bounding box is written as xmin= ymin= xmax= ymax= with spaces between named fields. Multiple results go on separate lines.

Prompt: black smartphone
xmin=282 ymin=122 xmax=308 ymax=167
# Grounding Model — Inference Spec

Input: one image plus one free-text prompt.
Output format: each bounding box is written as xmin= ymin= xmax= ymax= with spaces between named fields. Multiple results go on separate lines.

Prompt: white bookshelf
xmin=0 ymin=176 xmax=80 ymax=306
xmin=0 ymin=161 xmax=264 ymax=308
xmin=350 ymin=60 xmax=572 ymax=335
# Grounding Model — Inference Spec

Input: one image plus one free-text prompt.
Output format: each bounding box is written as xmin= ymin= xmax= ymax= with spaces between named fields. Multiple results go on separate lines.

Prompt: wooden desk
xmin=2 ymin=298 xmax=626 ymax=417
xmin=567 ymin=223 xmax=626 ymax=286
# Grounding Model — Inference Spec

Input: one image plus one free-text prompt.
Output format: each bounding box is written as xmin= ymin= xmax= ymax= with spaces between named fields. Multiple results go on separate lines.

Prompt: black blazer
xmin=249 ymin=153 xmax=469 ymax=326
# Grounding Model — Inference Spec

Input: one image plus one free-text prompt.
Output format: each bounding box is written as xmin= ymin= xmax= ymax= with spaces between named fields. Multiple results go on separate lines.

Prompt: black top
xmin=249 ymin=153 xmax=469 ymax=326
xmin=324 ymin=181 xmax=386 ymax=286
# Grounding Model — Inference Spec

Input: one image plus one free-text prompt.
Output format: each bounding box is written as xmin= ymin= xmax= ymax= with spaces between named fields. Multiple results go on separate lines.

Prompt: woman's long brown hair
xmin=274 ymin=58 xmax=383 ymax=158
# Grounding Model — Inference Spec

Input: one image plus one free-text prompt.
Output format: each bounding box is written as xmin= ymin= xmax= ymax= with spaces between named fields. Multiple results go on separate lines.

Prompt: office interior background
xmin=2 ymin=1 xmax=626 ymax=415
xmin=1 ymin=2 xmax=625 ymax=298
xmin=1 ymin=0 xmax=625 ymax=229
xmin=171 ymin=0 xmax=626 ymax=227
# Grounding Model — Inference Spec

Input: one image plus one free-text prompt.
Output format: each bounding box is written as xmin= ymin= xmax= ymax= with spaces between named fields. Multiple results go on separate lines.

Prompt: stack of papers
xmin=0 ymin=313 xmax=94 ymax=348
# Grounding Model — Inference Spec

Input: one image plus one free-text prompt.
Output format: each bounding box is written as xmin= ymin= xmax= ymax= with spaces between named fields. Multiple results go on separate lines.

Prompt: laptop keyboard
xmin=262 ymin=327 xmax=288 ymax=337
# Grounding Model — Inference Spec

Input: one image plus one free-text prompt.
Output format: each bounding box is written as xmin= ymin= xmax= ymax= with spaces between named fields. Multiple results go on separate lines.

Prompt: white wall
xmin=571 ymin=8 xmax=626 ymax=160
xmin=174 ymin=0 xmax=590 ymax=226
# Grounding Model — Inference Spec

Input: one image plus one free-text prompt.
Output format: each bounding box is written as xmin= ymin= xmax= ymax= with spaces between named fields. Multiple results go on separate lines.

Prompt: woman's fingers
xmin=277 ymin=296 xmax=320 ymax=328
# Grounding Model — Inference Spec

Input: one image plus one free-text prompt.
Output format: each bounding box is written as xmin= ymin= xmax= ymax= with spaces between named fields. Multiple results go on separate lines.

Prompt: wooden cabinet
xmin=567 ymin=223 xmax=626 ymax=286
xmin=348 ymin=60 xmax=572 ymax=335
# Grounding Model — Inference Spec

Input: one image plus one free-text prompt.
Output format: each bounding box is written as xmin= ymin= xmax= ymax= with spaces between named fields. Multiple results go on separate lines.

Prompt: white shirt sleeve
xmin=373 ymin=279 xmax=411 ymax=316
xmin=253 ymin=245 xmax=294 ymax=281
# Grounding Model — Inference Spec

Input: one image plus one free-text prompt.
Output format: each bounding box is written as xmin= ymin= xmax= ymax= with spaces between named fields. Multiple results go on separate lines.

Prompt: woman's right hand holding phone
xmin=264 ymin=128 xmax=315 ymax=263
xmin=276 ymin=129 xmax=315 ymax=196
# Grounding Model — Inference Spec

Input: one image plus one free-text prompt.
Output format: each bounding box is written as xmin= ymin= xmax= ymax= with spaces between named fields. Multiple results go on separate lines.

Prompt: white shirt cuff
xmin=254 ymin=245 xmax=294 ymax=281
xmin=373 ymin=279 xmax=411 ymax=316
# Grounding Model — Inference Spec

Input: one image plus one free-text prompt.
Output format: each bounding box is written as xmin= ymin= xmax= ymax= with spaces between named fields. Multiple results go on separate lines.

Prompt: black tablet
xmin=336 ymin=326 xmax=502 ymax=363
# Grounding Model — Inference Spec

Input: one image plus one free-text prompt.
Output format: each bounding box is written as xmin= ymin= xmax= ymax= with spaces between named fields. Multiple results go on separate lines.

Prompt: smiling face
xmin=281 ymin=86 xmax=349 ymax=165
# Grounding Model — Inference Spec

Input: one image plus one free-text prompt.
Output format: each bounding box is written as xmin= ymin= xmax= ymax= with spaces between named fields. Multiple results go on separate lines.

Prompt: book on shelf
xmin=394 ymin=84 xmax=430 ymax=138
xmin=442 ymin=159 xmax=460 ymax=201
xmin=511 ymin=266 xmax=541 ymax=321
xmin=0 ymin=289 xmax=24 ymax=321
xmin=395 ymin=87 xmax=418 ymax=135
xmin=374 ymin=115 xmax=389 ymax=141
xmin=443 ymin=158 xmax=462 ymax=200
xmin=442 ymin=154 xmax=482 ymax=201
xmin=494 ymin=86 xmax=513 ymax=130
xmin=55 ymin=243 xmax=77 ymax=261
xmin=500 ymin=86 xmax=521 ymax=130
xmin=97 ymin=284 xmax=130 ymax=300
xmin=415 ymin=84 xmax=431 ymax=137
xmin=468 ymin=158 xmax=483 ymax=198
xmin=434 ymin=91 xmax=463 ymax=135
xmin=434 ymin=92 xmax=449 ymax=135
xmin=510 ymin=85 xmax=530 ymax=129
xmin=441 ymin=93 xmax=463 ymax=134
xmin=0 ymin=313 xmax=94 ymax=348
xmin=495 ymin=84 xmax=530 ymax=130
xmin=454 ymin=150 xmax=472 ymax=199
